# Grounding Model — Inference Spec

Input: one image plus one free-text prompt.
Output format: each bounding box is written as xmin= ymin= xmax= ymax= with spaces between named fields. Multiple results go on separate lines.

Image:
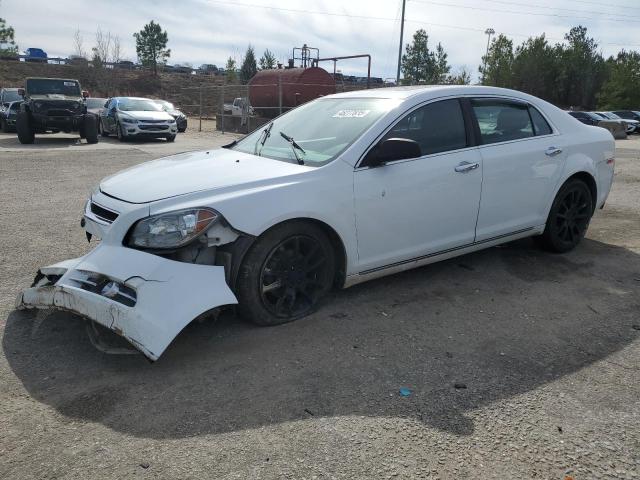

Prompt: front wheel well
xmin=565 ymin=172 xmax=597 ymax=213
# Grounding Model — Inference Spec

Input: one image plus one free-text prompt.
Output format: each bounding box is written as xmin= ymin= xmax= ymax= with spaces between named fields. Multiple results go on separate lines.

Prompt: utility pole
xmin=483 ymin=28 xmax=495 ymax=84
xmin=396 ymin=0 xmax=407 ymax=84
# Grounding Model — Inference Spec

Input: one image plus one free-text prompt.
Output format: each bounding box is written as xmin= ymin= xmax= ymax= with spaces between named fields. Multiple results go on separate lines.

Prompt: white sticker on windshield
xmin=333 ymin=109 xmax=370 ymax=118
xmin=64 ymin=81 xmax=76 ymax=86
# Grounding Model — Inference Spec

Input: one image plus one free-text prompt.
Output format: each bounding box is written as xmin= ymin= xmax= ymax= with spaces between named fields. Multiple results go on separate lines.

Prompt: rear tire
xmin=16 ymin=111 xmax=35 ymax=144
xmin=83 ymin=114 xmax=98 ymax=144
xmin=536 ymin=179 xmax=593 ymax=253
xmin=237 ymin=222 xmax=335 ymax=326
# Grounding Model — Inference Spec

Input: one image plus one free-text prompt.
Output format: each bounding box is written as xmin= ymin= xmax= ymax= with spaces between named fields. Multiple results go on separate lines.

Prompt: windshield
xmin=157 ymin=100 xmax=174 ymax=111
xmin=118 ymin=99 xmax=163 ymax=112
xmin=231 ymin=98 xmax=398 ymax=166
xmin=86 ymin=98 xmax=106 ymax=109
xmin=3 ymin=90 xmax=21 ymax=103
xmin=26 ymin=79 xmax=81 ymax=96
xmin=9 ymin=102 xmax=21 ymax=111
xmin=584 ymin=112 xmax=601 ymax=121
xmin=606 ymin=112 xmax=622 ymax=119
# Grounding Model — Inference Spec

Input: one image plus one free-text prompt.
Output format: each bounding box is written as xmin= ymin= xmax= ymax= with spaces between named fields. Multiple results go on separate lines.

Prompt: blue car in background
xmin=24 ymin=48 xmax=47 ymax=63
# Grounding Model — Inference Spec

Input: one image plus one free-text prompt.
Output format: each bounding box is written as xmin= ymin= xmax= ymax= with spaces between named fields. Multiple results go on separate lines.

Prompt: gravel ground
xmin=0 ymin=130 xmax=639 ymax=479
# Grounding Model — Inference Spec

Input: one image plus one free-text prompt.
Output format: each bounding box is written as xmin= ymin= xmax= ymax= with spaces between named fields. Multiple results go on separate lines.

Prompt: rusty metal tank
xmin=249 ymin=67 xmax=336 ymax=117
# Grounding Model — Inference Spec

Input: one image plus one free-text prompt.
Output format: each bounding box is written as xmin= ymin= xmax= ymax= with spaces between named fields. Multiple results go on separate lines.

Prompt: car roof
xmin=326 ymin=85 xmax=539 ymax=101
xmin=114 ymin=97 xmax=154 ymax=101
xmin=25 ymin=77 xmax=80 ymax=82
xmin=1 ymin=87 xmax=20 ymax=91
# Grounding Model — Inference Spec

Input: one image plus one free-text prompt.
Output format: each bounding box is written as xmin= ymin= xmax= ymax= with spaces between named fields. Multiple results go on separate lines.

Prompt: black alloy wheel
xmin=537 ymin=179 xmax=593 ymax=253
xmin=555 ymin=186 xmax=591 ymax=245
xmin=260 ymin=235 xmax=330 ymax=318
xmin=237 ymin=222 xmax=336 ymax=326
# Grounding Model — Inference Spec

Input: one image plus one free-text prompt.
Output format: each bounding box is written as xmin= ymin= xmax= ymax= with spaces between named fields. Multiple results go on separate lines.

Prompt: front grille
xmin=47 ymin=109 xmax=76 ymax=117
xmin=36 ymin=101 xmax=81 ymax=115
xmin=90 ymin=202 xmax=119 ymax=223
xmin=139 ymin=125 xmax=169 ymax=131
xmin=66 ymin=271 xmax=137 ymax=307
xmin=140 ymin=119 xmax=166 ymax=124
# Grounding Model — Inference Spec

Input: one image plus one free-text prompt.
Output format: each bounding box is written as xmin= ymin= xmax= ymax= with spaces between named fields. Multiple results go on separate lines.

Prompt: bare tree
xmin=92 ymin=27 xmax=112 ymax=64
xmin=73 ymin=28 xmax=86 ymax=58
xmin=111 ymin=35 xmax=122 ymax=63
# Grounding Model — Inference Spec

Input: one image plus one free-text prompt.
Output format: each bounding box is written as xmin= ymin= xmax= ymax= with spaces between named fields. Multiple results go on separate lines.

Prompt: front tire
xmin=237 ymin=222 xmax=336 ymax=326
xmin=0 ymin=117 xmax=8 ymax=133
xmin=117 ymin=122 xmax=126 ymax=142
xmin=98 ymin=119 xmax=108 ymax=137
xmin=537 ymin=179 xmax=593 ymax=253
xmin=16 ymin=111 xmax=35 ymax=144
xmin=83 ymin=114 xmax=98 ymax=144
xmin=166 ymin=134 xmax=176 ymax=142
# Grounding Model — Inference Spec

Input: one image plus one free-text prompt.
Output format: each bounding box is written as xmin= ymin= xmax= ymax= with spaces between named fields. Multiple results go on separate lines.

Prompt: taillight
xmin=606 ymin=158 xmax=615 ymax=166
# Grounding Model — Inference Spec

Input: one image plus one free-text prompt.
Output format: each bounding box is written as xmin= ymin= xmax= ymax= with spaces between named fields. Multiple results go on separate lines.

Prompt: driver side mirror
xmin=17 ymin=88 xmax=25 ymax=97
xmin=82 ymin=90 xmax=89 ymax=98
xmin=362 ymin=138 xmax=422 ymax=168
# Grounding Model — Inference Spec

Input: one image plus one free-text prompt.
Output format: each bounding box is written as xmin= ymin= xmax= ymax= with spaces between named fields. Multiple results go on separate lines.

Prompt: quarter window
xmin=381 ymin=99 xmax=468 ymax=156
xmin=529 ymin=106 xmax=552 ymax=135
xmin=471 ymin=99 xmax=533 ymax=145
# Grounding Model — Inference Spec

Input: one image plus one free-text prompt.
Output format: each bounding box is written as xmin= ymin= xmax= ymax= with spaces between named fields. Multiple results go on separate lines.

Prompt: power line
xmin=559 ymin=0 xmax=636 ymax=9
xmin=460 ymin=0 xmax=640 ymax=20
xmin=405 ymin=18 xmax=640 ymax=48
xmin=206 ymin=0 xmax=397 ymax=22
xmin=409 ymin=0 xmax=640 ymax=24
xmin=204 ymin=0 xmax=640 ymax=48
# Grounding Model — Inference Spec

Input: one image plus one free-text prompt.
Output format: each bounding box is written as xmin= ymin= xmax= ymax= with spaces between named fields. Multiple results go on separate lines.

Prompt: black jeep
xmin=16 ymin=77 xmax=98 ymax=144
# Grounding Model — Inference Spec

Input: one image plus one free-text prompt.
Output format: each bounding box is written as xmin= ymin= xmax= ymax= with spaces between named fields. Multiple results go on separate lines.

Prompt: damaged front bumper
xmin=16 ymin=244 xmax=238 ymax=361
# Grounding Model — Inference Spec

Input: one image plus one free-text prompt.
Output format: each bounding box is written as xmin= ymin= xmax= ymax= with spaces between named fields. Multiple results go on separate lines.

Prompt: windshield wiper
xmin=254 ymin=122 xmax=273 ymax=156
xmin=279 ymin=131 xmax=306 ymax=165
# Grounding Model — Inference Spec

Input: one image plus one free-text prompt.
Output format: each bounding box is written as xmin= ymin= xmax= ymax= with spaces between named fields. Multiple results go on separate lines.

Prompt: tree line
xmin=402 ymin=26 xmax=640 ymax=110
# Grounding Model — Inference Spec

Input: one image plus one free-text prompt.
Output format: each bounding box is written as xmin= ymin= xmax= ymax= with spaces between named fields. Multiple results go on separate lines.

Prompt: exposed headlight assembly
xmin=127 ymin=208 xmax=218 ymax=249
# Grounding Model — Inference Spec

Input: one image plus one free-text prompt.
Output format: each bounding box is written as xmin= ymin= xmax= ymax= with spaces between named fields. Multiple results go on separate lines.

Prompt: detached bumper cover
xmin=16 ymin=244 xmax=237 ymax=361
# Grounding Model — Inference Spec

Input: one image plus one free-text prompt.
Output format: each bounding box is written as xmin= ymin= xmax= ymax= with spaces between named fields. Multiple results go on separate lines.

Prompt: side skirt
xmin=344 ymin=226 xmax=544 ymax=288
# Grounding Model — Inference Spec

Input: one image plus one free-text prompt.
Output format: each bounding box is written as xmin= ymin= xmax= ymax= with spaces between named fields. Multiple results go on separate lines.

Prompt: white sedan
xmin=17 ymin=86 xmax=616 ymax=360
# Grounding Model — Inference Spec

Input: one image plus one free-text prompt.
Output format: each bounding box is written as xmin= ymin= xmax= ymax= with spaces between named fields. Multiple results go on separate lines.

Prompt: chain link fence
xmin=166 ymin=81 xmax=388 ymax=134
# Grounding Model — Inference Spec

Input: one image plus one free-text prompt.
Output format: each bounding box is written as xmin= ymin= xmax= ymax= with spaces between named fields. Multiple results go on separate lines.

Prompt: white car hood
xmin=120 ymin=110 xmax=174 ymax=122
xmin=100 ymin=148 xmax=309 ymax=203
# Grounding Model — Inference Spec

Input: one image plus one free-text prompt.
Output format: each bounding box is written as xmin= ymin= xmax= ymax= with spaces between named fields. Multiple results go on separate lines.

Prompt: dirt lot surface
xmin=1 ymin=129 xmax=639 ymax=479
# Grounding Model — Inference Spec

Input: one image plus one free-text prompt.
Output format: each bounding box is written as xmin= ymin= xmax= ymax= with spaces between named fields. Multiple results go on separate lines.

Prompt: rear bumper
xmin=16 ymin=244 xmax=237 ymax=361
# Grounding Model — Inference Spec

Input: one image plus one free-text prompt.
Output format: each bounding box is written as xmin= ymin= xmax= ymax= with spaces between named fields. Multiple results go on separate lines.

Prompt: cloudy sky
xmin=2 ymin=0 xmax=638 ymax=81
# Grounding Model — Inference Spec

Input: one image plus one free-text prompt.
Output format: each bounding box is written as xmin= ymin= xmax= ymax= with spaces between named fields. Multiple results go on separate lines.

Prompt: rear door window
xmin=471 ymin=99 xmax=534 ymax=145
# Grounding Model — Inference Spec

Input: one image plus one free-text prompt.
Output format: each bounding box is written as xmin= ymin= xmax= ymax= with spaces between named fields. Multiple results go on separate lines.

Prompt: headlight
xmin=168 ymin=118 xmax=176 ymax=124
xmin=121 ymin=117 xmax=137 ymax=124
xmin=127 ymin=208 xmax=218 ymax=249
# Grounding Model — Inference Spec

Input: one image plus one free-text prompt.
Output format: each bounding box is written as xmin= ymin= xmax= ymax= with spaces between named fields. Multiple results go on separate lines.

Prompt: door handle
xmin=455 ymin=161 xmax=480 ymax=173
xmin=545 ymin=146 xmax=563 ymax=157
